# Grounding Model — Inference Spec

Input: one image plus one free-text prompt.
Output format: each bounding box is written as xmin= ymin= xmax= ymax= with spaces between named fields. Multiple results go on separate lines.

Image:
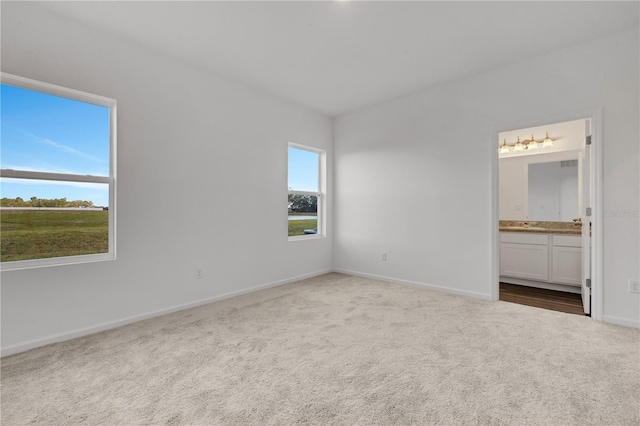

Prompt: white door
xmin=581 ymin=120 xmax=592 ymax=315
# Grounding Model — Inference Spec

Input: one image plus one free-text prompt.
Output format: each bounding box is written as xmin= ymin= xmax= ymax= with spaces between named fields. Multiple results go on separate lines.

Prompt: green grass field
xmin=288 ymin=219 xmax=317 ymax=237
xmin=2 ymin=210 xmax=313 ymax=261
xmin=1 ymin=210 xmax=109 ymax=262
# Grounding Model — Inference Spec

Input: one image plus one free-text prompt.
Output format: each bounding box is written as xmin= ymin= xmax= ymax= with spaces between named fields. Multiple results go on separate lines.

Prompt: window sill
xmin=1 ymin=252 xmax=115 ymax=272
xmin=288 ymin=234 xmax=326 ymax=242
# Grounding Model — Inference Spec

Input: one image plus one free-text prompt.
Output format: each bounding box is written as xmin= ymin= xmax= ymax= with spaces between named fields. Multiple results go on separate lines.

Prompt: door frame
xmin=490 ymin=107 xmax=603 ymax=321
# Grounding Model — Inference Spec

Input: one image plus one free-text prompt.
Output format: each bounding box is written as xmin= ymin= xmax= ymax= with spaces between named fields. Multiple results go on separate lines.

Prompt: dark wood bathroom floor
xmin=499 ymin=283 xmax=584 ymax=315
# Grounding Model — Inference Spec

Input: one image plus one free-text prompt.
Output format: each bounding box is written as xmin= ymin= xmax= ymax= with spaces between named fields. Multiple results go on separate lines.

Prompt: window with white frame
xmin=0 ymin=73 xmax=116 ymax=270
xmin=288 ymin=144 xmax=324 ymax=239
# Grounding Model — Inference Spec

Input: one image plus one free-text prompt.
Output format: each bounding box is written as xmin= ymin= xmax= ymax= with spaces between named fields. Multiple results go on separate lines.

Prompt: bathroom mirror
xmin=528 ymin=160 xmax=578 ymax=221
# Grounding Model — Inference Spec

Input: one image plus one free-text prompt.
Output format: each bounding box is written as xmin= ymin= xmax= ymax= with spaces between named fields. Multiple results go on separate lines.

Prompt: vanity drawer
xmin=552 ymin=235 xmax=582 ymax=248
xmin=500 ymin=233 xmax=549 ymax=245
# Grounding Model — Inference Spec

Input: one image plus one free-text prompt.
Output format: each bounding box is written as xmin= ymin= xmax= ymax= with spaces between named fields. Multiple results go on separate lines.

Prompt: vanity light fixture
xmin=498 ymin=132 xmax=556 ymax=154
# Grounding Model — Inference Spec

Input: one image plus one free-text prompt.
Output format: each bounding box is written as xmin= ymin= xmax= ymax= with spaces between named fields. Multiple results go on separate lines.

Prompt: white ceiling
xmin=37 ymin=1 xmax=639 ymax=117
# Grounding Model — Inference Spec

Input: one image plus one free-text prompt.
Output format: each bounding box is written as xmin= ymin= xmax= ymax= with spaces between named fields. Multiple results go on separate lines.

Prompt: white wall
xmin=1 ymin=4 xmax=333 ymax=354
xmin=334 ymin=28 xmax=640 ymax=326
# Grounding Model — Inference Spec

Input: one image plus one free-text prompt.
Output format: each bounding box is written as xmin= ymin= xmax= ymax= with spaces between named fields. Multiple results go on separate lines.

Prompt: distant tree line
xmin=0 ymin=197 xmax=95 ymax=208
xmin=288 ymin=194 xmax=317 ymax=213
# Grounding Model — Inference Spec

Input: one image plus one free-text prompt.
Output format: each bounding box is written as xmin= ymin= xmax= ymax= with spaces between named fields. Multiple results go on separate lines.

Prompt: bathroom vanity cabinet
xmin=500 ymin=232 xmax=582 ymax=292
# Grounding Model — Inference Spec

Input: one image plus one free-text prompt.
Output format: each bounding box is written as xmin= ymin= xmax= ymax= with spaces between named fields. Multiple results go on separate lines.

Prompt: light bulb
xmin=499 ymin=139 xmax=510 ymax=153
xmin=514 ymin=136 xmax=523 ymax=152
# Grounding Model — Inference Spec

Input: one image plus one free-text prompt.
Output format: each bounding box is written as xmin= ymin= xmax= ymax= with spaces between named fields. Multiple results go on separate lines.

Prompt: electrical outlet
xmin=629 ymin=279 xmax=640 ymax=294
xmin=195 ymin=269 xmax=203 ymax=279
xmin=381 ymin=252 xmax=387 ymax=261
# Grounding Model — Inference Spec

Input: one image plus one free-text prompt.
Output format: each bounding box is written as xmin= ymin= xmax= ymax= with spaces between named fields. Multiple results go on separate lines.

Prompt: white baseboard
xmin=9 ymin=268 xmax=633 ymax=357
xmin=333 ymin=268 xmax=493 ymax=301
xmin=499 ymin=277 xmax=582 ymax=294
xmin=1 ymin=269 xmax=332 ymax=358
xmin=602 ymin=314 xmax=640 ymax=329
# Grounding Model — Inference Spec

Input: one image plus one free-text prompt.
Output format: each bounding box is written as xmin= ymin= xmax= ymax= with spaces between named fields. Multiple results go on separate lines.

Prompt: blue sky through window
xmin=1 ymin=84 xmax=110 ymax=206
xmin=288 ymin=147 xmax=318 ymax=192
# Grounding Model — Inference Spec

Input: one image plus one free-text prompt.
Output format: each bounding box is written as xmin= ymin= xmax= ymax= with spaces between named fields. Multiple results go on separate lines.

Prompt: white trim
xmin=602 ymin=314 xmax=640 ymax=329
xmin=491 ymin=124 xmax=500 ymax=302
xmin=288 ymin=142 xmax=325 ymax=154
xmin=590 ymin=108 xmax=603 ymax=321
xmin=490 ymin=107 xmax=604 ymax=321
xmin=288 ymin=234 xmax=325 ymax=242
xmin=109 ymin=101 xmax=117 ymax=264
xmin=288 ymin=190 xmax=320 ymax=197
xmin=0 ymin=207 xmax=104 ymax=211
xmin=333 ymin=268 xmax=493 ymax=301
xmin=3 ymin=265 xmax=631 ymax=357
xmin=0 ymin=268 xmax=333 ymax=357
xmin=0 ymin=72 xmax=117 ymax=271
xmin=499 ymin=276 xmax=581 ymax=294
xmin=0 ymin=170 xmax=110 ymax=183
xmin=0 ymin=252 xmax=114 ymax=272
xmin=1 ymin=72 xmax=115 ymax=107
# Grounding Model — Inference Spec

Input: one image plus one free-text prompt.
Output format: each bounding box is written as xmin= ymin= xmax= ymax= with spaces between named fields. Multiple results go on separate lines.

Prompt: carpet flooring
xmin=2 ymin=273 xmax=639 ymax=425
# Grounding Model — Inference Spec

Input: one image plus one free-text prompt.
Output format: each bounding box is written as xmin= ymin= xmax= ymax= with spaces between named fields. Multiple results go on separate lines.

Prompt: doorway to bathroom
xmin=491 ymin=110 xmax=602 ymax=319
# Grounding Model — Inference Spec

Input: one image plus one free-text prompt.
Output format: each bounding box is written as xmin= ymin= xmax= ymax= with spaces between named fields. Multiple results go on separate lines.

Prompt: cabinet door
xmin=500 ymin=243 xmax=549 ymax=281
xmin=551 ymin=246 xmax=582 ymax=286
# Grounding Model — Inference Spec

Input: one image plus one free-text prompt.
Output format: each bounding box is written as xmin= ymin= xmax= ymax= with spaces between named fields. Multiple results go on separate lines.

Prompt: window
xmin=288 ymin=144 xmax=324 ymax=239
xmin=0 ymin=73 xmax=116 ymax=270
